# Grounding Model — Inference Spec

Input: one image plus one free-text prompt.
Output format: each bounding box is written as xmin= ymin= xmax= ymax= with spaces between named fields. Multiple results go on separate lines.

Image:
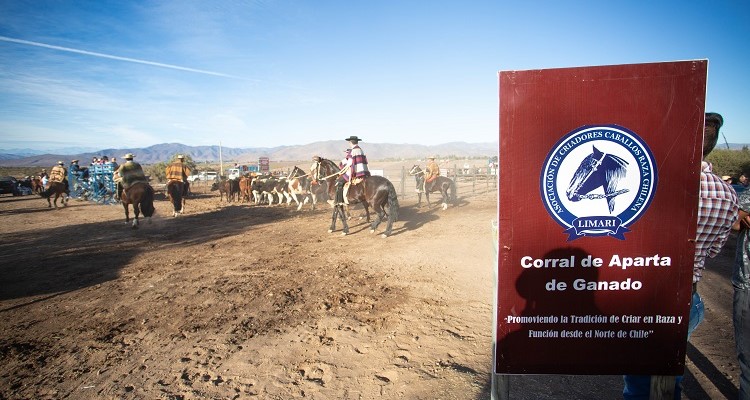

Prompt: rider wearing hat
xmin=165 ymin=154 xmax=191 ymax=183
xmin=424 ymin=155 xmax=440 ymax=192
xmin=49 ymin=161 xmax=68 ymax=189
xmin=335 ymin=136 xmax=370 ymax=205
xmin=115 ymin=153 xmax=148 ymax=198
xmin=165 ymin=154 xmax=192 ymax=198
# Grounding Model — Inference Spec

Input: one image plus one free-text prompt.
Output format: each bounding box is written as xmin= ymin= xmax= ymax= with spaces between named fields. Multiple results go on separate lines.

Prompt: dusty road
xmin=0 ymin=181 xmax=740 ymax=399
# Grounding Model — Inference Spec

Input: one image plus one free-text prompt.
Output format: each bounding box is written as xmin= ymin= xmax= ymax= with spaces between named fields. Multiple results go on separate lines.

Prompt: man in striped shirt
xmin=624 ymin=112 xmax=738 ymax=399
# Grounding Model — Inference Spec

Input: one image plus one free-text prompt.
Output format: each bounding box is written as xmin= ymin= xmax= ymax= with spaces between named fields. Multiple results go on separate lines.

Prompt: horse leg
xmin=370 ymin=206 xmax=384 ymax=234
xmin=383 ymin=205 xmax=395 ymax=238
xmin=123 ymin=203 xmax=130 ymax=224
xmin=441 ymin=187 xmax=449 ymax=210
xmin=132 ymin=203 xmax=141 ymax=229
xmin=329 ymin=206 xmax=338 ymax=233
xmin=338 ymin=205 xmax=349 ymax=235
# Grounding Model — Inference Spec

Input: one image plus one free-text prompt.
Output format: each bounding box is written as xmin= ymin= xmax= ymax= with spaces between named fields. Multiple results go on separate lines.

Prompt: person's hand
xmin=742 ymin=215 xmax=750 ymax=230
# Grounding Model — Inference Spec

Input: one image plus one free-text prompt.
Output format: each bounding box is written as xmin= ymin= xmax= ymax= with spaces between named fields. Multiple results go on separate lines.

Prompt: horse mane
xmin=604 ymin=153 xmax=629 ymax=212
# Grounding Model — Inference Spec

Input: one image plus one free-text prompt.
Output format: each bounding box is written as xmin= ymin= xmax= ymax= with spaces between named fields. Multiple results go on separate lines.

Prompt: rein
xmin=575 ymin=189 xmax=630 ymax=200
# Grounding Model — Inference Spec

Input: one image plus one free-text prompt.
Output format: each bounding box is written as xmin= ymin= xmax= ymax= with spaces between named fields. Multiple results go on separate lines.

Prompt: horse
xmin=286 ymin=166 xmax=315 ymax=211
xmin=312 ymin=158 xmax=399 ymax=237
xmin=565 ymin=145 xmax=629 ymax=213
xmin=30 ymin=177 xmax=44 ymax=194
xmin=408 ymin=165 xmax=457 ymax=210
xmin=121 ymin=182 xmax=155 ymax=228
xmin=166 ymin=180 xmax=189 ymax=216
xmin=40 ymin=181 xmax=69 ymax=208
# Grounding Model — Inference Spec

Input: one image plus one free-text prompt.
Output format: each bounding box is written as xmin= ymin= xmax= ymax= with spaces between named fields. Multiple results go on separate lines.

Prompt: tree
xmin=146 ymin=154 xmax=198 ymax=183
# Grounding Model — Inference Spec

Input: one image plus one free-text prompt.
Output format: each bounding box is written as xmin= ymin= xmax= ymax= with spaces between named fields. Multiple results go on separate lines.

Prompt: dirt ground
xmin=0 ymin=179 xmax=741 ymax=399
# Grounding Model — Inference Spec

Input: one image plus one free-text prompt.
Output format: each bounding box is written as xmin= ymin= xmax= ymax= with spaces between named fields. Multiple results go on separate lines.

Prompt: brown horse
xmin=30 ymin=177 xmax=44 ymax=194
xmin=166 ymin=180 xmax=189 ymax=216
xmin=40 ymin=181 xmax=69 ymax=208
xmin=408 ymin=165 xmax=457 ymax=210
xmin=313 ymin=158 xmax=399 ymax=237
xmin=121 ymin=182 xmax=155 ymax=228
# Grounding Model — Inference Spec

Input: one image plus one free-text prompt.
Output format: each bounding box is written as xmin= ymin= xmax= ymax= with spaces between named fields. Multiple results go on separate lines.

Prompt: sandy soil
xmin=0 ymin=179 xmax=740 ymax=399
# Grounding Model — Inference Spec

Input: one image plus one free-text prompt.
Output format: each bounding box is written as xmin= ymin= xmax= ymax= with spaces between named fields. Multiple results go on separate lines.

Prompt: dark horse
xmin=408 ymin=165 xmax=457 ymax=210
xmin=40 ymin=181 xmax=69 ymax=208
xmin=166 ymin=180 xmax=190 ymax=216
xmin=313 ymin=158 xmax=399 ymax=237
xmin=121 ymin=182 xmax=156 ymax=228
xmin=565 ymin=145 xmax=629 ymax=213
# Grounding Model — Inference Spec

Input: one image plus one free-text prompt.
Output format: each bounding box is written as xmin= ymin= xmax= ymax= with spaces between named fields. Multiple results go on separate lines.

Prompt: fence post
xmin=400 ymin=166 xmax=405 ymax=199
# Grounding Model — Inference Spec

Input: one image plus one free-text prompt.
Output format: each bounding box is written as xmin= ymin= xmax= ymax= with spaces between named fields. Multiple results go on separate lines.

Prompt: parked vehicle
xmin=187 ymin=171 xmax=219 ymax=182
xmin=0 ymin=176 xmax=20 ymax=196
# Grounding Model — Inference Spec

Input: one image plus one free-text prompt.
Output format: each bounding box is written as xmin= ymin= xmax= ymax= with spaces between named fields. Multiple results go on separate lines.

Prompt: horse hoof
xmin=380 ymin=234 xmax=388 ymax=238
xmin=370 ymin=229 xmax=376 ymax=234
xmin=341 ymin=232 xmax=347 ymax=236
xmin=442 ymin=203 xmax=448 ymax=210
xmin=328 ymin=229 xmax=333 ymax=233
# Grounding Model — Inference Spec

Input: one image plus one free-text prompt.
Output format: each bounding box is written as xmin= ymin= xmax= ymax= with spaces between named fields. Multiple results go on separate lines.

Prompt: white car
xmin=188 ymin=171 xmax=218 ymax=182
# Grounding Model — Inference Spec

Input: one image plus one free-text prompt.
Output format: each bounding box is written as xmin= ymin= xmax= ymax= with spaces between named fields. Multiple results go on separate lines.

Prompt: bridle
xmin=569 ymin=152 xmax=628 ymax=200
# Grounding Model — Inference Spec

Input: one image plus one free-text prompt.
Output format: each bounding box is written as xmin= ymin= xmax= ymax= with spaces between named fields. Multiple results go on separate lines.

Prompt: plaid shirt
xmin=694 ymin=161 xmax=738 ymax=282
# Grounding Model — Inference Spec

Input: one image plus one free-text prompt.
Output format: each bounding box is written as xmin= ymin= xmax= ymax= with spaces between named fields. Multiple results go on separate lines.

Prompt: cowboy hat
xmin=427 ymin=155 xmax=437 ymax=159
xmin=123 ymin=153 xmax=135 ymax=159
xmin=344 ymin=135 xmax=362 ymax=142
xmin=71 ymin=159 xmax=79 ymax=163
xmin=177 ymin=154 xmax=184 ymax=159
xmin=57 ymin=161 xmax=64 ymax=165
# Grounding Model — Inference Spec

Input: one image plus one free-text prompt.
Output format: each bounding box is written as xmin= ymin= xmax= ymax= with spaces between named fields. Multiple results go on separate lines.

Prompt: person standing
xmin=623 ymin=112 xmax=739 ymax=399
xmin=39 ymin=168 xmax=49 ymax=187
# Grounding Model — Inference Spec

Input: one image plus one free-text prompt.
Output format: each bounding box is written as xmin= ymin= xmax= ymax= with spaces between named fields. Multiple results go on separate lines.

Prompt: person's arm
xmin=733 ymin=209 xmax=750 ymax=231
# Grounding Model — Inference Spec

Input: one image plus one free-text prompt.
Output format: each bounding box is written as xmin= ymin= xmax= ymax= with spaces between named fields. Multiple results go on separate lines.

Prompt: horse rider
xmin=332 ymin=149 xmax=353 ymax=205
xmin=115 ymin=153 xmax=148 ymax=199
xmin=338 ymin=135 xmax=370 ymax=204
xmin=48 ymin=161 xmax=69 ymax=190
xmin=165 ymin=154 xmax=191 ymax=193
xmin=424 ymin=155 xmax=440 ymax=192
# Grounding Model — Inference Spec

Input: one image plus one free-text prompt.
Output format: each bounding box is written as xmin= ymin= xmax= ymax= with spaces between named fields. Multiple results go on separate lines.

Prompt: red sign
xmin=259 ymin=157 xmax=270 ymax=173
xmin=496 ymin=61 xmax=707 ymax=375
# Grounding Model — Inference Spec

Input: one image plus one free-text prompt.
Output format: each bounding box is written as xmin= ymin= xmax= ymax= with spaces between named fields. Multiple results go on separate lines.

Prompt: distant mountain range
xmin=0 ymin=141 xmax=499 ymax=167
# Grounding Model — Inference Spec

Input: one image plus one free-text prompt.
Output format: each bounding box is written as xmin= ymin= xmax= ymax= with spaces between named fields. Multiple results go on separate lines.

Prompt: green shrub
xmin=706 ymin=147 xmax=750 ymax=178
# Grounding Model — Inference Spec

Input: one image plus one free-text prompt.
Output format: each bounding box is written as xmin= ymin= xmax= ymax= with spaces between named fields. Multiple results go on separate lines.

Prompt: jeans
xmin=623 ymin=290 xmax=704 ymax=400
xmin=735 ymin=287 xmax=750 ymax=399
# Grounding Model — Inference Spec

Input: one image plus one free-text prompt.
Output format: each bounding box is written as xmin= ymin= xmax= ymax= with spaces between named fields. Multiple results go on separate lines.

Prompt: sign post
xmin=496 ymin=61 xmax=707 ymax=393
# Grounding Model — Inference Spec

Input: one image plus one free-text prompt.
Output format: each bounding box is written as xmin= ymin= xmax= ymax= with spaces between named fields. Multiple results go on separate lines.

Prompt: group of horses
xmin=35 ymin=158 xmax=459 ymax=237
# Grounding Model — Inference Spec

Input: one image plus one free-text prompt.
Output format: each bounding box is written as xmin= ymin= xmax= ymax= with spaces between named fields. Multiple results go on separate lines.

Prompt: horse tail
xmin=142 ymin=185 xmax=156 ymax=217
xmin=387 ymin=181 xmax=399 ymax=221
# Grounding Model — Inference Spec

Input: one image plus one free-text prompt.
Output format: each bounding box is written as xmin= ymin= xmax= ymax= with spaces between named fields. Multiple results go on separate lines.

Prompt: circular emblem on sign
xmin=540 ymin=125 xmax=658 ymax=240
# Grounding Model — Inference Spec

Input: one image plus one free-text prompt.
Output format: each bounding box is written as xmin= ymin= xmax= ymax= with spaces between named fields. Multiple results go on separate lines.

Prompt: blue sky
xmin=0 ymin=0 xmax=748 ymax=152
